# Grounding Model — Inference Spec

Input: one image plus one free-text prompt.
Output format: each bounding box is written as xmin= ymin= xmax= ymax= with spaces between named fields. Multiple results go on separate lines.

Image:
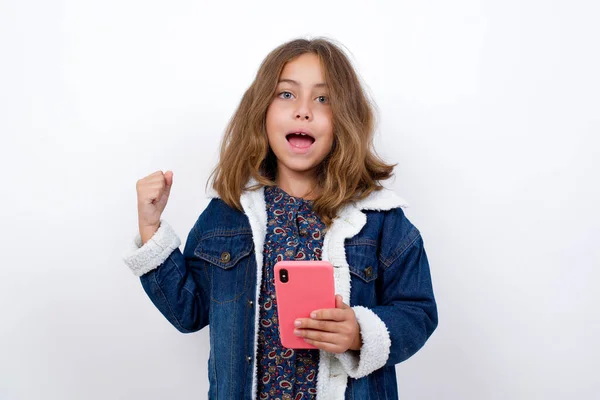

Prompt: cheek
xmin=265 ymin=105 xmax=278 ymax=140
xmin=321 ymin=135 xmax=334 ymax=155
xmin=316 ymin=110 xmax=334 ymax=145
xmin=266 ymin=103 xmax=286 ymax=133
xmin=316 ymin=106 xmax=332 ymax=124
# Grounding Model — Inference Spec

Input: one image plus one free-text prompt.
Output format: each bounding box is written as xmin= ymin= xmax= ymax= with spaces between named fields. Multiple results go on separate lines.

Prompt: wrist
xmin=139 ymin=222 xmax=160 ymax=245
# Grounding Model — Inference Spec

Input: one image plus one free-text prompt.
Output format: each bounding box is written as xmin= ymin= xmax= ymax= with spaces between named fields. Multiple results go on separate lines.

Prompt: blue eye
xmin=277 ymin=91 xmax=329 ymax=104
xmin=278 ymin=91 xmax=294 ymax=99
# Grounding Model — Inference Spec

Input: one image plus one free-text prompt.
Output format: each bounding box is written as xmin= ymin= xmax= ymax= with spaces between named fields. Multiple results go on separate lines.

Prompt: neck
xmin=275 ymin=167 xmax=321 ymax=201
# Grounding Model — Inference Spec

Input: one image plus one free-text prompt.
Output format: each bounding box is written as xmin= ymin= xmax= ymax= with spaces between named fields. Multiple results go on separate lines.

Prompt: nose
xmin=294 ymin=99 xmax=312 ymax=121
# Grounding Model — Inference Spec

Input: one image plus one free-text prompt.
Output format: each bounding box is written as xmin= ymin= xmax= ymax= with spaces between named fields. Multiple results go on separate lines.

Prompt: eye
xmin=278 ymin=91 xmax=294 ymax=100
xmin=317 ymin=95 xmax=329 ymax=104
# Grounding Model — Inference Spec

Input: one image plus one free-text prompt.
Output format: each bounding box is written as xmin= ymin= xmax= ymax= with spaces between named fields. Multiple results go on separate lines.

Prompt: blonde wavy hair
xmin=208 ymin=37 xmax=396 ymax=227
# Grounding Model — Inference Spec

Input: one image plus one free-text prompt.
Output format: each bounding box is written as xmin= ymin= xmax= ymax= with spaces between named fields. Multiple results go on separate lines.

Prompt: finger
xmin=145 ymin=175 xmax=167 ymax=188
xmin=302 ymin=338 xmax=344 ymax=354
xmin=294 ymin=328 xmax=339 ymax=344
xmin=296 ymin=318 xmax=340 ymax=333
xmin=149 ymin=170 xmax=167 ymax=180
xmin=164 ymin=171 xmax=174 ymax=188
xmin=311 ymin=307 xmax=347 ymax=322
xmin=164 ymin=171 xmax=173 ymax=195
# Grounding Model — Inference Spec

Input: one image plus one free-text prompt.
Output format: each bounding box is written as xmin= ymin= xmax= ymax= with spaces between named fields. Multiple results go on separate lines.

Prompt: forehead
xmin=279 ymin=53 xmax=326 ymax=85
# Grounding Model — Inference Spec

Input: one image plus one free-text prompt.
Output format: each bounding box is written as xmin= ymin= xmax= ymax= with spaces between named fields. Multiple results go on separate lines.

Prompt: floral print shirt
xmin=256 ymin=185 xmax=327 ymax=400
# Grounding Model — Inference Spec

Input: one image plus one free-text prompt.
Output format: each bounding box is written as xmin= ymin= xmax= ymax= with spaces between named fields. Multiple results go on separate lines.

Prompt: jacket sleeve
xmin=122 ymin=218 xmax=210 ymax=333
xmin=335 ymin=209 xmax=438 ymax=378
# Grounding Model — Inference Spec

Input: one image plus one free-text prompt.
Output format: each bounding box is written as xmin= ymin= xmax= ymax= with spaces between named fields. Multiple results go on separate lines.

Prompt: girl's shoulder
xmin=353 ymin=187 xmax=410 ymax=212
xmin=352 ymin=188 xmax=422 ymax=261
xmin=191 ymin=196 xmax=250 ymax=238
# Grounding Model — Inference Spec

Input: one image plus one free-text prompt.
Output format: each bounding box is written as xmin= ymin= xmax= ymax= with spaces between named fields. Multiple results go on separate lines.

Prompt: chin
xmin=271 ymin=140 xmax=331 ymax=174
xmin=280 ymin=160 xmax=320 ymax=174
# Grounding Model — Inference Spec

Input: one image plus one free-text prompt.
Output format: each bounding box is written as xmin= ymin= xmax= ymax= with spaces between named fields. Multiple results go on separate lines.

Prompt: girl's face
xmin=265 ymin=53 xmax=334 ymax=182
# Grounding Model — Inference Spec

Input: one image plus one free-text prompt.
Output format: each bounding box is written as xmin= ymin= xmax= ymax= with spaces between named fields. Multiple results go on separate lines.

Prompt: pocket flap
xmin=346 ymin=241 xmax=378 ymax=283
xmin=194 ymin=232 xmax=254 ymax=270
xmin=349 ymin=263 xmax=378 ymax=282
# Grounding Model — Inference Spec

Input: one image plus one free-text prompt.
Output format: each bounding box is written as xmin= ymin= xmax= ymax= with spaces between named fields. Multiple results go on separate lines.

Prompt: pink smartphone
xmin=274 ymin=260 xmax=336 ymax=349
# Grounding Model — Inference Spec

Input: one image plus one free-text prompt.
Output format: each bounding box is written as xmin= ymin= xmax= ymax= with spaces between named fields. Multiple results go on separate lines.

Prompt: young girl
xmin=124 ymin=37 xmax=438 ymax=400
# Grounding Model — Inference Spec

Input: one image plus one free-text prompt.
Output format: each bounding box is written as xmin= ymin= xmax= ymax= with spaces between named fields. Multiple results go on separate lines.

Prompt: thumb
xmin=335 ymin=294 xmax=349 ymax=309
xmin=164 ymin=170 xmax=174 ymax=192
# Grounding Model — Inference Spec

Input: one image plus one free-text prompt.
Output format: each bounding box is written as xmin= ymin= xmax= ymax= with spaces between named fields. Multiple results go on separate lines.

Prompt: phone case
xmin=274 ymin=260 xmax=335 ymax=349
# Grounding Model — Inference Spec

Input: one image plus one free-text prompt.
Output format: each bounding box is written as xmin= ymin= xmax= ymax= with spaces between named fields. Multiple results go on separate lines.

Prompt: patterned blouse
xmin=256 ymin=185 xmax=327 ymax=400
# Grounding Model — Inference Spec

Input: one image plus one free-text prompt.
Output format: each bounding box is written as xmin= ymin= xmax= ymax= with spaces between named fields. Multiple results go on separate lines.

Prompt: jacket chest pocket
xmin=195 ymin=232 xmax=255 ymax=304
xmin=345 ymin=240 xmax=379 ymax=306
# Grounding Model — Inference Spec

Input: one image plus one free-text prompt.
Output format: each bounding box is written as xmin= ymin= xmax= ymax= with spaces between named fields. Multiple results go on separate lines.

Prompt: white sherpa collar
xmin=206 ymin=177 xmax=410 ymax=211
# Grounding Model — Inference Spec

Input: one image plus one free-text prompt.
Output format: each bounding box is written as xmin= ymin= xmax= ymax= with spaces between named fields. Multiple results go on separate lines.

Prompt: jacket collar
xmin=207 ymin=177 xmax=410 ymax=211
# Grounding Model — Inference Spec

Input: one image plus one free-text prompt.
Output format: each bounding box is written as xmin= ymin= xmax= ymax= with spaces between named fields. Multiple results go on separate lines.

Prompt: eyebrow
xmin=278 ymin=79 xmax=328 ymax=88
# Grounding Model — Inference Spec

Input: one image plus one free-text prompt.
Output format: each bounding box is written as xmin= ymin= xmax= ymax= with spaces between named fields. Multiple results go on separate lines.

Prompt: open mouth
xmin=286 ymin=132 xmax=315 ymax=149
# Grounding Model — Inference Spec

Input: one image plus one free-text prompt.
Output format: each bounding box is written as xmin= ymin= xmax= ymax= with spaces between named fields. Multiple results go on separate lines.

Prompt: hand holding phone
xmin=274 ymin=260 xmax=335 ymax=349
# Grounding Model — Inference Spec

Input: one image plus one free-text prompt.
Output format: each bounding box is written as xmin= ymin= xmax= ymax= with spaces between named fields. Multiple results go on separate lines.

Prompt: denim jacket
xmin=123 ymin=179 xmax=438 ymax=399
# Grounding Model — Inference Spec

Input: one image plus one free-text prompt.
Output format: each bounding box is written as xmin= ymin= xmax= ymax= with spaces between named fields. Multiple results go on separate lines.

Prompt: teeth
xmin=287 ymin=132 xmax=312 ymax=138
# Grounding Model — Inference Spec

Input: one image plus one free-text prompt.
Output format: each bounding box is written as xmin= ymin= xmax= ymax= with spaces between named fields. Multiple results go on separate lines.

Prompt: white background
xmin=1 ymin=0 xmax=599 ymax=399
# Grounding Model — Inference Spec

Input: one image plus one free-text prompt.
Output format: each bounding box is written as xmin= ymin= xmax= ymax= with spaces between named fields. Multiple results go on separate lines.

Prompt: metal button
xmin=364 ymin=266 xmax=373 ymax=278
xmin=220 ymin=252 xmax=231 ymax=263
xmin=247 ymin=300 xmax=254 ymax=307
xmin=246 ymin=356 xmax=252 ymax=363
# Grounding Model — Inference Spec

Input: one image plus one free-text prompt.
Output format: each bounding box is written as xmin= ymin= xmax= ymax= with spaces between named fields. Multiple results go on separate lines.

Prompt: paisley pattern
xmin=256 ymin=185 xmax=326 ymax=399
